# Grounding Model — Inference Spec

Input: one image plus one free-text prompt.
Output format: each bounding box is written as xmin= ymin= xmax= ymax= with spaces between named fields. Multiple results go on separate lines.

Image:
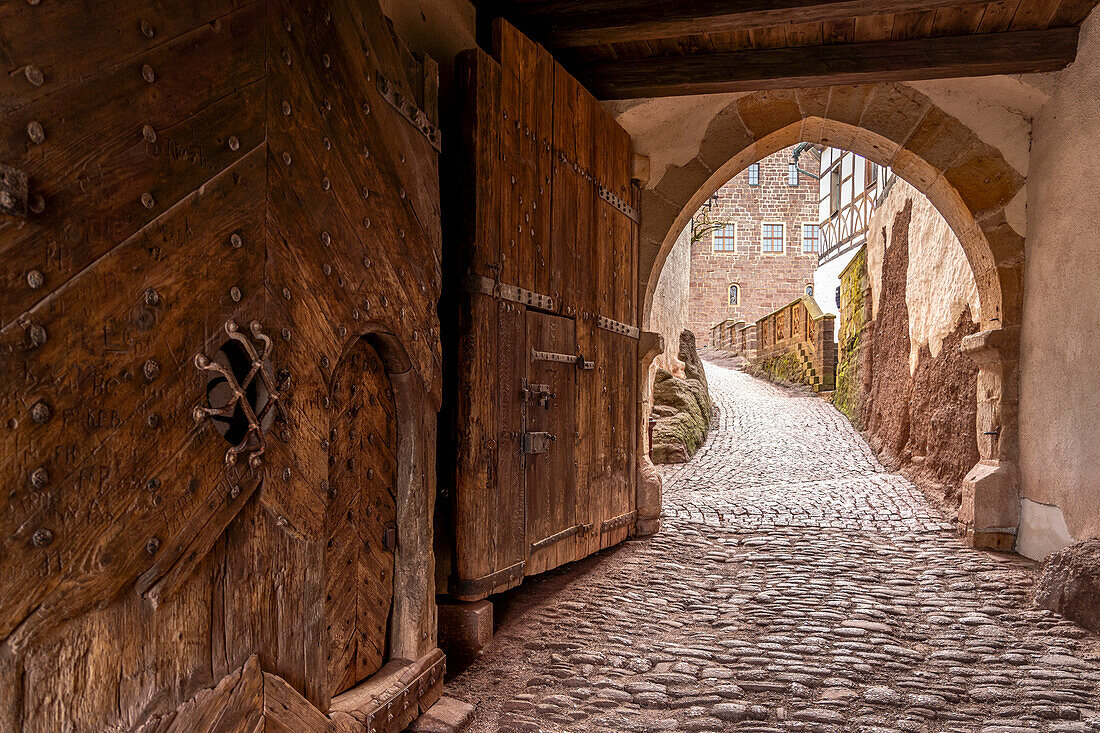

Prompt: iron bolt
xmin=282 ymin=287 xmax=291 ymax=300
xmin=142 ymin=124 xmax=157 ymax=143
xmin=26 ymin=270 xmax=44 ymax=289
xmin=141 ymin=64 xmax=156 ymax=83
xmin=228 ymin=135 xmax=239 ymax=151
xmin=141 ymin=192 xmax=155 ymax=209
xmin=230 ymin=485 xmax=240 ymax=499
xmin=282 ymin=468 xmax=291 ymax=481
xmin=146 ymin=413 xmax=161 ymax=429
xmin=230 ymin=286 xmax=241 ymax=302
xmin=30 ymin=467 xmax=48 ymax=490
xmin=230 ymin=233 xmax=242 ymax=249
xmin=143 ymin=287 xmax=160 ymax=306
xmin=320 ymin=356 xmax=330 ymax=369
xmin=28 ymin=324 xmax=47 ymax=347
xmin=322 ymin=263 xmax=331 ymax=276
xmin=32 ymin=528 xmax=53 ymax=547
xmin=146 ymin=537 xmax=160 ymax=555
xmin=26 ymin=121 xmax=45 ymax=144
xmin=338 ymin=326 xmax=346 ymax=337
xmin=281 ymin=328 xmax=291 ymax=341
xmin=30 ymin=401 xmax=50 ymax=424
xmin=282 ymin=100 xmax=291 ymax=116
xmin=29 ymin=194 xmax=45 ymax=214
xmin=141 ymin=19 xmax=155 ymax=38
xmin=321 ymin=176 xmax=331 ymax=191
xmin=24 ymin=65 xmax=44 ymax=86
xmin=143 ymin=359 xmax=160 ymax=381
xmin=321 ymin=230 xmax=331 ymax=246
xmin=282 ymin=152 xmax=292 ymax=165
xmin=146 ymin=477 xmax=161 ymax=491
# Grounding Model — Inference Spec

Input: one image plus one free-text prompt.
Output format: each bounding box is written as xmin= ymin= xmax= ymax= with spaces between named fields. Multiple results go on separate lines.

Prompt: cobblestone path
xmin=446 ymin=361 xmax=1100 ymax=732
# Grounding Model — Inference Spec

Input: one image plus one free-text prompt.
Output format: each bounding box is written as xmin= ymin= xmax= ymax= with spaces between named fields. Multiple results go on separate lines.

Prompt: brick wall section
xmin=689 ymin=146 xmax=820 ymax=346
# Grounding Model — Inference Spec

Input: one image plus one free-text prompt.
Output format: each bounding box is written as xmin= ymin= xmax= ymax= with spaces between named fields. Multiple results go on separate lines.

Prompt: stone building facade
xmin=688 ymin=147 xmax=821 ymax=346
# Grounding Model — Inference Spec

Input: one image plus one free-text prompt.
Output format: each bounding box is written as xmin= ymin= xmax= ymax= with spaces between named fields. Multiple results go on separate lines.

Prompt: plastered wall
xmin=1019 ymin=7 xmax=1100 ymax=553
xmin=866 ymin=178 xmax=981 ymax=375
xmin=649 ymin=225 xmax=691 ymax=376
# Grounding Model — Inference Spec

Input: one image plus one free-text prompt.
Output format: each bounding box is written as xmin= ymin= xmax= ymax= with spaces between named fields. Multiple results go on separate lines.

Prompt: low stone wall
xmin=752 ymin=296 xmax=837 ymax=392
xmin=710 ymin=319 xmax=756 ymax=359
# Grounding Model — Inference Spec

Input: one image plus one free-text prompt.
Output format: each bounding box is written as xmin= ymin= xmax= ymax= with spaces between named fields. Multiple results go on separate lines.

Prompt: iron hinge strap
xmin=530 ymin=523 xmax=587 ymax=553
xmin=600 ymin=510 xmax=637 ymax=534
xmin=596 ymin=314 xmax=640 ymax=339
xmin=461 ymin=274 xmax=556 ymax=312
xmin=377 ymin=74 xmax=442 ymax=152
xmin=597 ymin=185 xmax=639 ymax=223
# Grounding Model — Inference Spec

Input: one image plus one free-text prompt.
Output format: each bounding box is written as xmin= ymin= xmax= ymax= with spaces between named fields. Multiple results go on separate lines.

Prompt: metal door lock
xmin=522 ymin=431 xmax=555 ymax=454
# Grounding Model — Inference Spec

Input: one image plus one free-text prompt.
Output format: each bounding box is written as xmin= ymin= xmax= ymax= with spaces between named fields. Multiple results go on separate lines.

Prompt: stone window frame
xmin=712 ymin=223 xmax=736 ymax=253
xmin=804 ymin=284 xmax=814 ymax=297
xmin=728 ymin=283 xmax=740 ymax=306
xmin=746 ymin=163 xmax=760 ymax=186
xmin=802 ymin=223 xmax=821 ymax=254
xmin=761 ymin=221 xmax=785 ymax=254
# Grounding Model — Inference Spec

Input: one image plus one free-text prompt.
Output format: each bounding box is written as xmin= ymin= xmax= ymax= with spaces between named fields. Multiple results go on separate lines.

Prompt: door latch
xmin=522 ymin=432 xmax=555 ymax=454
xmin=522 ymin=382 xmax=555 ymax=409
xmin=383 ymin=522 xmax=397 ymax=551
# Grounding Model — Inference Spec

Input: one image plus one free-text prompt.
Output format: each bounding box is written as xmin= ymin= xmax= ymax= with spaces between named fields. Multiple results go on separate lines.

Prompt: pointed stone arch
xmin=636 ymin=84 xmax=1024 ymax=548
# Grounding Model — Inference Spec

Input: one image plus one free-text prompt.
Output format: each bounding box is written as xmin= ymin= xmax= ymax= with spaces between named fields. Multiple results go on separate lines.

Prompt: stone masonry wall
xmin=648 ymin=224 xmax=692 ymax=377
xmin=688 ymin=146 xmax=820 ymax=346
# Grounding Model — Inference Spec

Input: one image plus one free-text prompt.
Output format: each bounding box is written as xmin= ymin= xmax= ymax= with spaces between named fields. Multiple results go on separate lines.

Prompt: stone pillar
xmin=959 ymin=326 xmax=1020 ymax=551
xmin=636 ymin=331 xmax=665 ymax=536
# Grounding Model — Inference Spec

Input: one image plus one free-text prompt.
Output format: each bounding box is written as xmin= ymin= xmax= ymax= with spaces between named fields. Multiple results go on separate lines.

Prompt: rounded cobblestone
xmin=447 ymin=361 xmax=1100 ymax=731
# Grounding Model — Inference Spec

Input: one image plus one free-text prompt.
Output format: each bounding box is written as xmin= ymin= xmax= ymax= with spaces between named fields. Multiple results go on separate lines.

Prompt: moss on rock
xmin=651 ymin=331 xmax=712 ymax=464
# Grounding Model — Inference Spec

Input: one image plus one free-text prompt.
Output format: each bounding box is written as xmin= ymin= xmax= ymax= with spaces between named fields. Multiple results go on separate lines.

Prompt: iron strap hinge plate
xmin=531 ymin=347 xmax=594 ymax=370
xmin=530 ymin=523 xmax=588 ymax=553
xmin=363 ymin=653 xmax=446 ymax=733
xmin=461 ymin=274 xmax=556 ymax=312
xmin=597 ymin=185 xmax=639 ymax=223
xmin=377 ymin=74 xmax=442 ymax=153
xmin=596 ymin=315 xmax=640 ymax=339
xmin=600 ymin=510 xmax=637 ymax=534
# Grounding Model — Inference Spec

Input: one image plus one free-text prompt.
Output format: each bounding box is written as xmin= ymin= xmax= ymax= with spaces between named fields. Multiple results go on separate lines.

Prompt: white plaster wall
xmin=865 ymin=178 xmax=979 ymax=375
xmin=648 ymin=225 xmax=692 ymax=376
xmin=1019 ymin=6 xmax=1100 ymax=548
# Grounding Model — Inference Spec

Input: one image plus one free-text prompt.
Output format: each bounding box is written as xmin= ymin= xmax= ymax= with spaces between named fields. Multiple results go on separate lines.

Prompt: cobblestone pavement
xmin=445 ymin=361 xmax=1100 ymax=732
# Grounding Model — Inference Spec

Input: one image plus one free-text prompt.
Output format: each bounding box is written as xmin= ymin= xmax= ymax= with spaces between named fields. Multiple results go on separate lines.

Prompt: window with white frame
xmin=802 ymin=223 xmax=820 ymax=254
xmin=788 ymin=163 xmax=799 ymax=186
xmin=712 ymin=223 xmax=736 ymax=252
xmin=746 ymin=163 xmax=760 ymax=186
xmin=762 ymin=223 xmax=784 ymax=254
xmin=729 ymin=283 xmax=740 ymax=306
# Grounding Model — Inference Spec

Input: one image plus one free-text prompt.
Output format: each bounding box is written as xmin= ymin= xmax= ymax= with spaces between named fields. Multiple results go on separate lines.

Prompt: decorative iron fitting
xmin=600 ymin=510 xmax=637 ymax=534
xmin=461 ymin=274 xmax=555 ymax=312
xmin=597 ymin=184 xmax=639 ymax=223
xmin=193 ymin=320 xmax=286 ymax=469
xmin=596 ymin=314 xmax=640 ymax=339
xmin=377 ymin=74 xmax=441 ymax=152
xmin=0 ymin=163 xmax=29 ymax=218
xmin=364 ymin=653 xmax=446 ymax=733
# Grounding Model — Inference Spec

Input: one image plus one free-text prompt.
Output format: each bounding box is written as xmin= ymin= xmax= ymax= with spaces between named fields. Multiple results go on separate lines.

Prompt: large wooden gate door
xmin=450 ymin=20 xmax=639 ymax=601
xmin=326 ymin=340 xmax=397 ymax=698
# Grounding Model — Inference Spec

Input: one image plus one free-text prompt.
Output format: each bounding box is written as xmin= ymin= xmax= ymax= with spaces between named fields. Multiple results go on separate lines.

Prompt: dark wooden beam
xmin=477 ymin=0 xmax=996 ymax=47
xmin=573 ymin=28 xmax=1079 ymax=100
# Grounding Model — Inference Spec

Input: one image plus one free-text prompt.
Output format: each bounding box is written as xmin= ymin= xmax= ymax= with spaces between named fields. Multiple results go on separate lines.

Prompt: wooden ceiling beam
xmin=476 ymin=0 xmax=997 ymax=47
xmin=573 ymin=28 xmax=1079 ymax=100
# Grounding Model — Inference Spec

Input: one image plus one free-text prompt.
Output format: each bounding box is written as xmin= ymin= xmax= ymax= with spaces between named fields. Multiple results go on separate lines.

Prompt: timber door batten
xmin=449 ymin=18 xmax=639 ymax=601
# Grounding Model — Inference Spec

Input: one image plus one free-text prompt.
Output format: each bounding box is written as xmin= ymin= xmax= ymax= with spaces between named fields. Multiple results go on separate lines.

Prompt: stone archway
xmin=634 ymin=84 xmax=1023 ymax=549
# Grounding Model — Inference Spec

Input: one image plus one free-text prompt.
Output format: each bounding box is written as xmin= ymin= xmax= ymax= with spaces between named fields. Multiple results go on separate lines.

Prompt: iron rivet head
xmin=399 ymin=228 xmax=405 ymax=239
xmin=380 ymin=295 xmax=388 ymax=307
xmin=362 ymin=102 xmax=371 ymax=115
xmin=323 ymin=137 xmax=331 ymax=150
xmin=29 ymin=194 xmax=45 ymax=214
xmin=322 ymin=396 xmax=330 ymax=408
xmin=282 ymin=100 xmax=291 ymax=116
xmin=141 ymin=64 xmax=156 ymax=83
xmin=32 ymin=528 xmax=53 ymax=547
xmin=361 ymin=146 xmax=370 ymax=158
xmin=322 ymin=53 xmax=331 ymax=68
xmin=281 ymin=328 xmax=291 ymax=342
xmin=361 ymin=186 xmax=369 ymax=198
xmin=363 ymin=298 xmax=370 ymax=311
xmin=30 ymin=467 xmax=49 ymax=490
xmin=399 ymin=153 xmax=406 ymax=163
xmin=320 ymin=356 xmax=330 ymax=369
xmin=141 ymin=19 xmax=155 ymax=37
xmin=230 ymin=233 xmax=242 ymax=249
xmin=27 ymin=270 xmax=44 ymax=289
xmin=143 ymin=359 xmax=160 ymax=381
xmin=283 ymin=16 xmax=291 ymax=32
xmin=277 ymin=515 xmax=288 ymax=527
xmin=282 ymin=152 xmax=292 ymax=165
xmin=26 ymin=121 xmax=45 ymax=144
xmin=399 ymin=188 xmax=406 ymax=199
xmin=24 ymin=65 xmax=44 ymax=87
xmin=352 ymin=309 xmax=359 ymax=321
xmin=146 ymin=413 xmax=161 ymax=429
xmin=280 ymin=428 xmax=290 ymax=441
xmin=363 ymin=217 xmax=370 ymax=228
xmin=230 ymin=286 xmax=242 ymax=302
xmin=141 ymin=192 xmax=155 ymax=209
xmin=30 ymin=401 xmax=50 ymax=424
xmin=338 ymin=326 xmax=347 ymax=337
xmin=282 ymin=48 xmax=292 ymax=66
xmin=363 ymin=257 xmax=371 ymax=268
xmin=228 ymin=135 xmax=239 ymax=151
xmin=28 ymin=324 xmax=47 ymax=347
xmin=322 ymin=263 xmax=331 ymax=276
xmin=143 ymin=287 xmax=160 ymax=306
xmin=321 ymin=176 xmax=331 ymax=191
xmin=282 ymin=467 xmax=291 ymax=481
xmin=142 ymin=124 xmax=157 ymax=143
xmin=282 ymin=287 xmax=291 ymax=300
xmin=230 ymin=484 xmax=240 ymax=499
xmin=28 ymin=0 xmax=41 ymax=5
xmin=146 ymin=537 xmax=160 ymax=555
xmin=321 ymin=231 xmax=331 ymax=246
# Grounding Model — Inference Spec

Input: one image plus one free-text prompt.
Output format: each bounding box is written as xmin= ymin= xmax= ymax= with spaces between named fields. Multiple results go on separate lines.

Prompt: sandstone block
xmin=437 ymin=600 xmax=493 ymax=659
xmin=1034 ymin=539 xmax=1100 ymax=634
xmin=407 ymin=696 xmax=476 ymax=733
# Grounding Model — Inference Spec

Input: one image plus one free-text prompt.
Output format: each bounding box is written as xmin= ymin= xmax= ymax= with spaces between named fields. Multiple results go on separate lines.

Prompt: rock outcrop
xmin=1035 ymin=538 xmax=1100 ymax=633
xmin=651 ymin=331 xmax=712 ymax=464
